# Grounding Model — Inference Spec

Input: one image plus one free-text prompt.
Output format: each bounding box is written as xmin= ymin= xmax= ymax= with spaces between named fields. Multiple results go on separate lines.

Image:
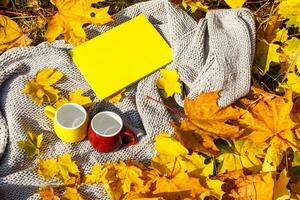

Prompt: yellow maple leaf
xmin=182 ymin=0 xmax=208 ymax=13
xmin=229 ymin=173 xmax=274 ymax=200
xmin=151 ymin=133 xmax=218 ymax=198
xmin=200 ymin=179 xmax=225 ymax=200
xmin=152 ymin=133 xmax=213 ymax=177
xmin=278 ymin=0 xmax=300 ymax=28
xmin=46 ymin=0 xmax=112 ymax=45
xmin=106 ymin=89 xmax=125 ymax=104
xmin=239 ymin=90 xmax=298 ymax=171
xmin=37 ymin=157 xmax=59 ymax=180
xmin=102 ymin=163 xmax=127 ymax=200
xmin=224 ymin=0 xmax=246 ymax=8
xmin=153 ymin=172 xmax=207 ymax=200
xmin=282 ymin=37 xmax=300 ymax=72
xmin=262 ymin=145 xmax=285 ymax=172
xmin=254 ymin=41 xmax=281 ymax=75
xmin=37 ymin=153 xmax=80 ymax=184
xmin=24 ymin=68 xmax=64 ymax=105
xmin=69 ymin=88 xmax=93 ymax=107
xmin=114 ymin=161 xmax=144 ymax=194
xmin=62 ymin=187 xmax=84 ymax=200
xmin=54 ymin=88 xmax=93 ymax=108
xmin=84 ymin=163 xmax=108 ymax=184
xmin=18 ymin=131 xmax=43 ymax=158
xmin=184 ymin=92 xmax=244 ymax=138
xmin=217 ymin=140 xmax=266 ymax=174
xmin=57 ymin=153 xmax=80 ymax=184
xmin=54 ymin=98 xmax=69 ymax=108
xmin=273 ymin=169 xmax=291 ymax=200
xmin=0 ymin=15 xmax=32 ymax=53
xmin=152 ymin=152 xmax=212 ymax=178
xmin=178 ymin=92 xmax=244 ymax=151
xmin=280 ymin=72 xmax=300 ymax=93
xmin=38 ymin=186 xmax=60 ymax=200
xmin=154 ymin=133 xmax=188 ymax=157
xmin=239 ymin=90 xmax=296 ymax=143
xmin=156 ymin=69 xmax=182 ymax=98
xmin=274 ymin=28 xmax=289 ymax=44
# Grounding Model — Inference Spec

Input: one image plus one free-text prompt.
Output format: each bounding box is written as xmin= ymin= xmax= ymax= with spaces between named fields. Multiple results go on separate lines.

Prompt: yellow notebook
xmin=70 ymin=14 xmax=173 ymax=100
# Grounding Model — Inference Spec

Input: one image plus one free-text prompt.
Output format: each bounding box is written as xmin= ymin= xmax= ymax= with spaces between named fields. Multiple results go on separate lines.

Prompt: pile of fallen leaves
xmin=2 ymin=0 xmax=300 ymax=199
xmin=35 ymin=87 xmax=300 ymax=199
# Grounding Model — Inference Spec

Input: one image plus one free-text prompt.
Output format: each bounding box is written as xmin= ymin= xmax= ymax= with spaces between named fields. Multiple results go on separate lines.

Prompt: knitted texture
xmin=0 ymin=0 xmax=255 ymax=199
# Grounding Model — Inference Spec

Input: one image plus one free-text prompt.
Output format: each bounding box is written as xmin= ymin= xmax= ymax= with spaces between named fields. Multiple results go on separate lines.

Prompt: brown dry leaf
xmin=24 ymin=68 xmax=64 ymax=105
xmin=229 ymin=173 xmax=274 ymax=200
xmin=38 ymin=186 xmax=60 ymax=200
xmin=46 ymin=0 xmax=112 ymax=45
xmin=290 ymin=181 xmax=300 ymax=199
xmin=257 ymin=15 xmax=283 ymax=44
xmin=0 ymin=15 xmax=32 ymax=54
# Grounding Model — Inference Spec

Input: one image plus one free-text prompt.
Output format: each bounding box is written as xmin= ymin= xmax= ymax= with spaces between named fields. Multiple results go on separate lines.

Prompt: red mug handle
xmin=121 ymin=129 xmax=137 ymax=147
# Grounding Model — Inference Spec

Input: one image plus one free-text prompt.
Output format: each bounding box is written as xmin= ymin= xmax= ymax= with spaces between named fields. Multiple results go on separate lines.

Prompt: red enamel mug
xmin=88 ymin=111 xmax=137 ymax=153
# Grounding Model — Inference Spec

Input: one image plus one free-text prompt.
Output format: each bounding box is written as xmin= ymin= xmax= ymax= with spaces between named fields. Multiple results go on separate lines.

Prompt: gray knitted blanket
xmin=0 ymin=0 xmax=255 ymax=199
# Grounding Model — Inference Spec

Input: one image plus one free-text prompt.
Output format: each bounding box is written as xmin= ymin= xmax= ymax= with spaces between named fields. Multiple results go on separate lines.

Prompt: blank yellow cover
xmin=70 ymin=14 xmax=173 ymax=100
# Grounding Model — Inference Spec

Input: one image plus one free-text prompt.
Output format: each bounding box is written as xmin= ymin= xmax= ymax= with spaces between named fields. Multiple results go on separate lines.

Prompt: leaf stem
xmin=144 ymin=95 xmax=186 ymax=118
xmin=169 ymin=157 xmax=177 ymax=179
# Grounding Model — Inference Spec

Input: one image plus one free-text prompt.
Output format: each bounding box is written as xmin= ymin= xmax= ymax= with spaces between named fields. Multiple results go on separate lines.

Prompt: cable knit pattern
xmin=0 ymin=0 xmax=255 ymax=199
